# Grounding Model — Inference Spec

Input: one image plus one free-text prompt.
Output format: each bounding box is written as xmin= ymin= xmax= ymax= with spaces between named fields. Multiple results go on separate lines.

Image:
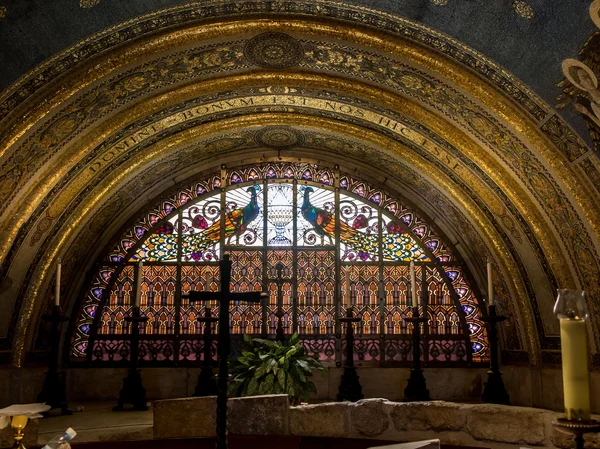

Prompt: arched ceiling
xmin=0 ymin=1 xmax=599 ymax=370
xmin=0 ymin=0 xmax=594 ymax=137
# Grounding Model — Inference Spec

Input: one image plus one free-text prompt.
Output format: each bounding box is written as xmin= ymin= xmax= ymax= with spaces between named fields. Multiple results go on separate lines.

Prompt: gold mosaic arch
xmin=7 ymin=104 xmax=538 ymax=366
xmin=55 ymin=121 xmax=528 ymax=356
xmin=0 ymin=5 xmax=598 ymax=368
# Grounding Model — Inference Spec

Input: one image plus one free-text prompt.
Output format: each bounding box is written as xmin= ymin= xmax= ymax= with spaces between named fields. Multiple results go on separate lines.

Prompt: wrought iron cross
xmin=183 ymin=254 xmax=268 ymax=449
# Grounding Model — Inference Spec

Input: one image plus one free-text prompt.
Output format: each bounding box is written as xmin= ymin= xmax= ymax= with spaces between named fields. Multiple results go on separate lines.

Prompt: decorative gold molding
xmin=15 ymin=114 xmax=536 ymax=366
xmin=2 ymin=14 xmax=596 ymax=365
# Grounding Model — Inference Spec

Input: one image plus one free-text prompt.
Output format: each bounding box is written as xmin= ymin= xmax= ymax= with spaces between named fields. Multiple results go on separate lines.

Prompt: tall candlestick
xmin=205 ymin=268 xmax=211 ymax=291
xmin=555 ymin=289 xmax=590 ymax=421
xmin=487 ymin=259 xmax=494 ymax=306
xmin=134 ymin=261 xmax=143 ymax=308
xmin=55 ymin=259 xmax=61 ymax=307
xmin=410 ymin=261 xmax=417 ymax=308
xmin=345 ymin=269 xmax=350 ymax=307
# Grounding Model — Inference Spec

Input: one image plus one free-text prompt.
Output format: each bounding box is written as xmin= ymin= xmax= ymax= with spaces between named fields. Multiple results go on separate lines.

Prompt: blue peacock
xmin=136 ymin=185 xmax=262 ymax=260
xmin=300 ymin=186 xmax=428 ymax=261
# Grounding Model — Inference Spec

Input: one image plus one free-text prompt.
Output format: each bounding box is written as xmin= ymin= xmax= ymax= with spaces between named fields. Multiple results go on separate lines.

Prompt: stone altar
xmin=153 ymin=395 xmax=600 ymax=449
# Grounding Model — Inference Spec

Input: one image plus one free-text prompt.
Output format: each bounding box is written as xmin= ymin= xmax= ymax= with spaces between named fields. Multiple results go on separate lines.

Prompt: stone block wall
xmin=154 ymin=396 xmax=596 ymax=449
xmin=2 ymin=365 xmax=600 ymax=415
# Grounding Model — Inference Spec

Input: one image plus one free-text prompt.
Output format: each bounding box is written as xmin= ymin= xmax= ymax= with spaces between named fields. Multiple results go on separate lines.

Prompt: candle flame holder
xmin=553 ymin=418 xmax=600 ymax=449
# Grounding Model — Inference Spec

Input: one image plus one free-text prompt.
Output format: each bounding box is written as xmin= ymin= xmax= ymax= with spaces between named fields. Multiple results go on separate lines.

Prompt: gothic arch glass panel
xmin=70 ymin=162 xmax=488 ymax=367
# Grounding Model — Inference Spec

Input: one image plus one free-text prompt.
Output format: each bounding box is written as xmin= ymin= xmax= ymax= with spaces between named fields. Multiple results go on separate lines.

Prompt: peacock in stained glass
xmin=300 ymin=186 xmax=429 ymax=261
xmin=192 ymin=184 xmax=261 ymax=244
xmin=133 ymin=185 xmax=262 ymax=261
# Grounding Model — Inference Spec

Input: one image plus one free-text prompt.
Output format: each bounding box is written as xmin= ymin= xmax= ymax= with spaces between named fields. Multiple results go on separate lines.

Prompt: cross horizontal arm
xmin=231 ymin=291 xmax=269 ymax=303
xmin=183 ymin=291 xmax=268 ymax=303
xmin=183 ymin=291 xmax=220 ymax=302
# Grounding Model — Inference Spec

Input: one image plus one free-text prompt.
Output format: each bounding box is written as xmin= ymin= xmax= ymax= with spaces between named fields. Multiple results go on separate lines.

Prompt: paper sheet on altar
xmin=368 ymin=438 xmax=440 ymax=449
xmin=0 ymin=403 xmax=51 ymax=429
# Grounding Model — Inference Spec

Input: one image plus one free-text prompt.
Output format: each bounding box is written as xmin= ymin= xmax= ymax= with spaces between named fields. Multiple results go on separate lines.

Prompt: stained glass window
xmin=71 ymin=162 xmax=488 ymax=366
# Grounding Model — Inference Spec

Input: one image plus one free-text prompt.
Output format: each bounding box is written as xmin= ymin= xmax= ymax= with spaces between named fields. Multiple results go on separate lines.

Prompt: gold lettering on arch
xmin=86 ymin=94 xmax=461 ymax=175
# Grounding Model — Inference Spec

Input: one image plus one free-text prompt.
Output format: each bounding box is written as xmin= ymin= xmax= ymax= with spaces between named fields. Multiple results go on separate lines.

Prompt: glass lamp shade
xmin=554 ymin=289 xmax=588 ymax=321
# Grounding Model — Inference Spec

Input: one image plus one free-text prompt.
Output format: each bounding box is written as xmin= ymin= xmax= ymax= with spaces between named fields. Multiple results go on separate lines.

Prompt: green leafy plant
xmin=228 ymin=333 xmax=324 ymax=405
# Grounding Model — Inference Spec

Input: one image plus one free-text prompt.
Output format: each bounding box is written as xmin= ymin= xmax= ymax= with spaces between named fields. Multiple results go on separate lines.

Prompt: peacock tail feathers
xmin=339 ymin=221 xmax=429 ymax=261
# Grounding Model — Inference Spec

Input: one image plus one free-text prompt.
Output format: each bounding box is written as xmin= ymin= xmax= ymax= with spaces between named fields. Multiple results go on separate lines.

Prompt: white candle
xmin=560 ymin=318 xmax=591 ymax=420
xmin=54 ymin=259 xmax=61 ymax=307
xmin=410 ymin=261 xmax=417 ymax=308
xmin=345 ymin=269 xmax=350 ymax=306
xmin=487 ymin=259 xmax=494 ymax=306
xmin=205 ymin=268 xmax=211 ymax=291
xmin=134 ymin=261 xmax=143 ymax=308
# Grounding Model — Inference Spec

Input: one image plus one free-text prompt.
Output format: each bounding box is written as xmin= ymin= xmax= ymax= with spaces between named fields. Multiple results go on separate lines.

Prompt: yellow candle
xmin=560 ymin=318 xmax=590 ymax=420
xmin=487 ymin=259 xmax=494 ymax=306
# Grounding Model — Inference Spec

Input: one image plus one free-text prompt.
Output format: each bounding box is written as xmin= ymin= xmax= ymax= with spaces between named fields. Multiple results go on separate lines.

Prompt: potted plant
xmin=228 ymin=333 xmax=324 ymax=405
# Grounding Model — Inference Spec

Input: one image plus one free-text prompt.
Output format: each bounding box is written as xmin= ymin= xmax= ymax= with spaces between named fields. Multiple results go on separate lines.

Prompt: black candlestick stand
xmin=37 ymin=305 xmax=72 ymax=416
xmin=553 ymin=418 xmax=600 ymax=449
xmin=113 ymin=306 xmax=149 ymax=411
xmin=336 ymin=308 xmax=364 ymax=402
xmin=403 ymin=306 xmax=430 ymax=401
xmin=184 ymin=254 xmax=268 ymax=449
xmin=481 ymin=304 xmax=510 ymax=405
xmin=193 ymin=307 xmax=219 ymax=397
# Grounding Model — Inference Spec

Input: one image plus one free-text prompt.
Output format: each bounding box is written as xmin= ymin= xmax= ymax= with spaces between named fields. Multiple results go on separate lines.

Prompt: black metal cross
xmin=183 ymin=254 xmax=268 ymax=449
xmin=273 ymin=262 xmax=286 ymax=342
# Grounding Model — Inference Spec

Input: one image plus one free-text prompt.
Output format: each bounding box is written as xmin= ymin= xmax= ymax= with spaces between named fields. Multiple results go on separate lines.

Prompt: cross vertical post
xmin=193 ymin=307 xmax=218 ymax=397
xmin=336 ymin=307 xmax=364 ymax=402
xmin=217 ymin=256 xmax=232 ymax=449
xmin=275 ymin=262 xmax=286 ymax=342
xmin=184 ymin=254 xmax=268 ymax=449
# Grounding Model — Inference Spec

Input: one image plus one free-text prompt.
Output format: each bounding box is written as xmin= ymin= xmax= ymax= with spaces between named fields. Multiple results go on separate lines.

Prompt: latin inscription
xmin=87 ymin=94 xmax=462 ymax=176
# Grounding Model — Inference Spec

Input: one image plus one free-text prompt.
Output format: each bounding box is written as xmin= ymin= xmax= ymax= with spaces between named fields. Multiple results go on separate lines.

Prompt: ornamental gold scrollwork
xmin=0 ymin=43 xmax=245 ymax=213
xmin=0 ymin=84 xmax=570 ymax=364
xmin=2 ymin=12 xmax=597 ymax=363
xmin=79 ymin=0 xmax=101 ymax=7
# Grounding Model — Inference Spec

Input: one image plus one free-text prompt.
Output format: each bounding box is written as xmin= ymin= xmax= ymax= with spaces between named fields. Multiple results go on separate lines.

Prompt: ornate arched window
xmin=70 ymin=162 xmax=488 ymax=367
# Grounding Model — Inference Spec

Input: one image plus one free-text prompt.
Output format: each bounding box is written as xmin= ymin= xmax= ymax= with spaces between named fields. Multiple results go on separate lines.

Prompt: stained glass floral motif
xmin=71 ymin=162 xmax=488 ymax=365
xmin=381 ymin=214 xmax=429 ymax=261
xmin=179 ymin=197 xmax=221 ymax=262
xmin=339 ymin=193 xmax=379 ymax=262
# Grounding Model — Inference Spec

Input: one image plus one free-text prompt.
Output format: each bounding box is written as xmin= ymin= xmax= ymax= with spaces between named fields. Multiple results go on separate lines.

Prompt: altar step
xmin=37 ymin=402 xmax=153 ymax=446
